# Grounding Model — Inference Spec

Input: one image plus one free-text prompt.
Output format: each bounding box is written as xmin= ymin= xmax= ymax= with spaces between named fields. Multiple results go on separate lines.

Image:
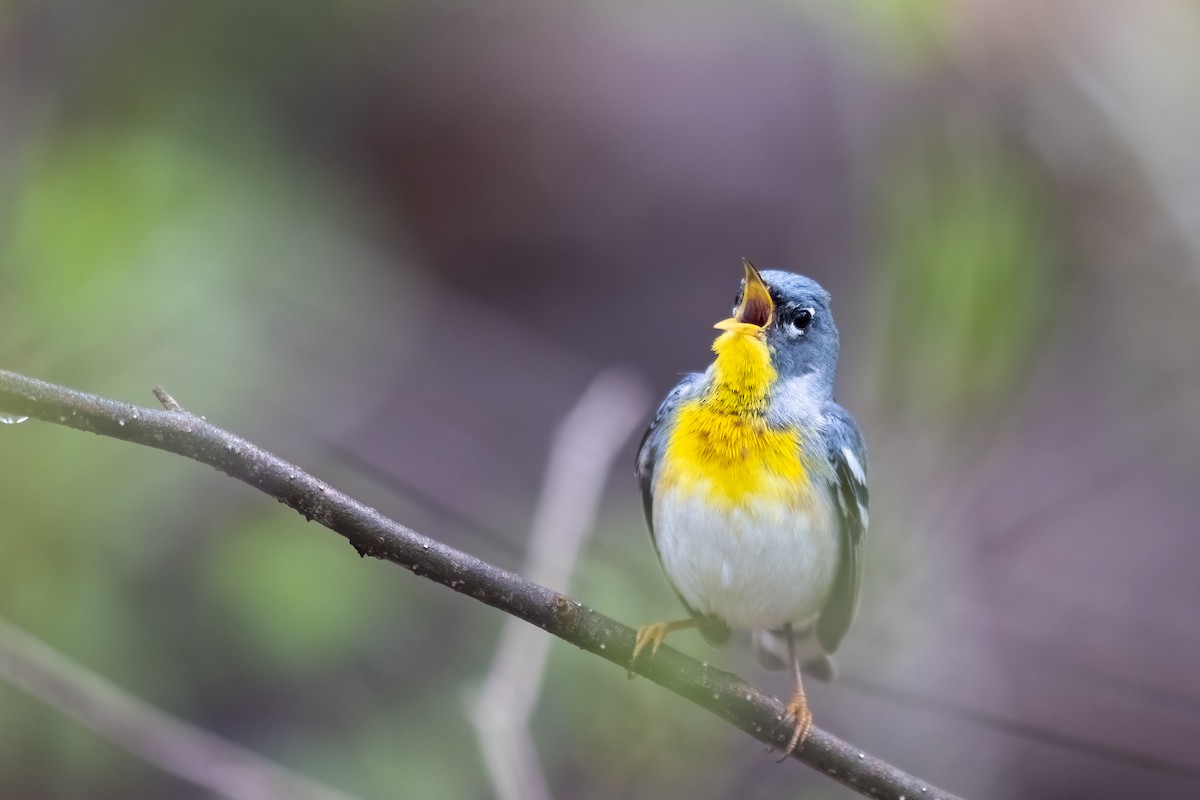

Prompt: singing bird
xmin=631 ymin=260 xmax=868 ymax=755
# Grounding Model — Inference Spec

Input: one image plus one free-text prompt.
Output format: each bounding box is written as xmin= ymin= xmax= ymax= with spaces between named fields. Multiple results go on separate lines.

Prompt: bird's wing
xmin=635 ymin=373 xmax=730 ymax=645
xmin=635 ymin=373 xmax=703 ymax=538
xmin=815 ymin=405 xmax=869 ymax=655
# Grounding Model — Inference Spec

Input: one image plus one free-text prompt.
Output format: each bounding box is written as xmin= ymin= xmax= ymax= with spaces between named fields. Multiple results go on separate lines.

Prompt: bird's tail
xmin=753 ymin=627 xmax=837 ymax=682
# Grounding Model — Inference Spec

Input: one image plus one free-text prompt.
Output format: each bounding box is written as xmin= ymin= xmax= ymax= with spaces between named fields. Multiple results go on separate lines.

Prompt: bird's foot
xmin=628 ymin=619 xmax=695 ymax=679
xmin=776 ymin=690 xmax=813 ymax=760
xmin=628 ymin=622 xmax=671 ymax=679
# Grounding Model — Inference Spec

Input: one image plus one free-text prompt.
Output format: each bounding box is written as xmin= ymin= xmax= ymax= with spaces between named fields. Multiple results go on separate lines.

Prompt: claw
xmin=776 ymin=690 xmax=813 ymax=760
xmin=628 ymin=618 xmax=698 ymax=679
xmin=628 ymin=622 xmax=670 ymax=678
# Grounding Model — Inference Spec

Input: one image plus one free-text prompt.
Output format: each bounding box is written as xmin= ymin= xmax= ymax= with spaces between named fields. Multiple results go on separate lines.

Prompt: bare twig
xmin=469 ymin=369 xmax=651 ymax=800
xmin=0 ymin=368 xmax=962 ymax=800
xmin=0 ymin=616 xmax=360 ymax=800
xmin=153 ymin=385 xmax=184 ymax=412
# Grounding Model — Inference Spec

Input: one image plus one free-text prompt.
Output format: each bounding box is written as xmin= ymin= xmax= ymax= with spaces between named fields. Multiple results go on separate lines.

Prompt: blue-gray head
xmin=727 ymin=260 xmax=840 ymax=390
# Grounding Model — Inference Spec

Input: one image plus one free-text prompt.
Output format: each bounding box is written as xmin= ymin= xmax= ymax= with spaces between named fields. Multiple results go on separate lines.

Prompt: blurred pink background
xmin=2 ymin=1 xmax=1199 ymax=798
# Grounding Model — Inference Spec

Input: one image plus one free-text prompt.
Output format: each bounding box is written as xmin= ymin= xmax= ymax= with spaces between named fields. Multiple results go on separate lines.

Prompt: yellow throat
xmin=660 ymin=327 xmax=811 ymax=508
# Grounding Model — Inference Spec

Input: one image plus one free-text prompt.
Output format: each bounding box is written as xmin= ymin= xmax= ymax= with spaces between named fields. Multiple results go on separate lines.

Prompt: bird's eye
xmin=787 ymin=308 xmax=814 ymax=335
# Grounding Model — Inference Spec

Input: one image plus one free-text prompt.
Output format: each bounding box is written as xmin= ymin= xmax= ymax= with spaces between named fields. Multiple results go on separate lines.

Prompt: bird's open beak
xmin=714 ymin=259 xmax=773 ymax=334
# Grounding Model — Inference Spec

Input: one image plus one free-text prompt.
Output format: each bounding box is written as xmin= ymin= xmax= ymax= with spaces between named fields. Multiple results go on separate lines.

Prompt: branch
xmin=0 ymin=616 xmax=361 ymax=800
xmin=0 ymin=369 xmax=961 ymax=800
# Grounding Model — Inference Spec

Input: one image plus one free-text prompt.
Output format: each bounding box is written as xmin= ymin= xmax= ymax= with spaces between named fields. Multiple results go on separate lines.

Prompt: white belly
xmin=653 ymin=486 xmax=838 ymax=631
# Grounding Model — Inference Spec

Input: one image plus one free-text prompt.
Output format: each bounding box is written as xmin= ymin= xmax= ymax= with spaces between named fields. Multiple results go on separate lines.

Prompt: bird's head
xmin=714 ymin=260 xmax=840 ymax=384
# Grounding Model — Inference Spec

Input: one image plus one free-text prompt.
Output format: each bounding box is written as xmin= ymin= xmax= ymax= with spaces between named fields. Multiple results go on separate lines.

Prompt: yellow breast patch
xmin=659 ymin=330 xmax=811 ymax=508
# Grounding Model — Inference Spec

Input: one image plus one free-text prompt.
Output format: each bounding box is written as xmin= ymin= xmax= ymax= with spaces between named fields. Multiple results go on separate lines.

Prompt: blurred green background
xmin=3 ymin=1 xmax=1200 ymax=798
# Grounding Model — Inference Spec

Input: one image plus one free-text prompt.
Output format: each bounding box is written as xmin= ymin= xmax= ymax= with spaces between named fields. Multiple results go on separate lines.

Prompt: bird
xmin=630 ymin=259 xmax=868 ymax=756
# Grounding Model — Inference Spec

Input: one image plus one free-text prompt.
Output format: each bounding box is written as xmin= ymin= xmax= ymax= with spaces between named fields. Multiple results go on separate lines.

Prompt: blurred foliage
xmin=870 ymin=116 xmax=1059 ymax=429
xmin=202 ymin=508 xmax=397 ymax=673
xmin=788 ymin=0 xmax=950 ymax=62
xmin=0 ymin=5 xmax=430 ymax=791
